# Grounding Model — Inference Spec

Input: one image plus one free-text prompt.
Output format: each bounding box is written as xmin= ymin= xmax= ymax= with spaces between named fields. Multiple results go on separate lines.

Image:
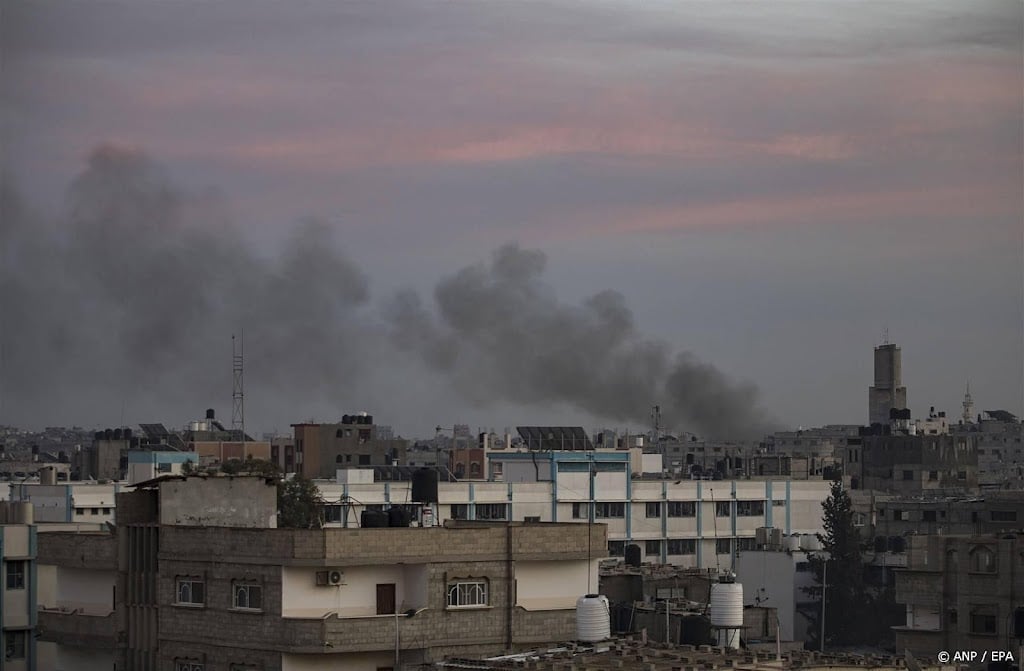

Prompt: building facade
xmin=868 ymin=343 xmax=908 ymax=427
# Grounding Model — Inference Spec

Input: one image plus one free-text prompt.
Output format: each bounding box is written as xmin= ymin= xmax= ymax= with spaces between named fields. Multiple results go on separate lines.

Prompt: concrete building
xmin=424 ymin=639 xmax=957 ymax=671
xmin=852 ymin=433 xmax=979 ymax=494
xmin=893 ymin=532 xmax=1024 ymax=659
xmin=321 ymin=454 xmax=832 ymax=571
xmin=35 ymin=529 xmax=119 ymax=671
xmin=868 ymin=343 xmax=907 ymax=428
xmin=292 ymin=414 xmax=410 ymax=478
xmin=1 ymin=502 xmax=38 ymax=671
xmin=954 ymin=412 xmax=1024 ymax=489
xmin=7 ymin=482 xmax=120 ymax=525
xmin=733 ymin=546 xmax=823 ymax=644
xmin=126 ymin=449 xmax=199 ymax=484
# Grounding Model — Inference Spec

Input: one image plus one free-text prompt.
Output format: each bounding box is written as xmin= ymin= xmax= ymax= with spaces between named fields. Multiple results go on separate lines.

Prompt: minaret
xmin=961 ymin=381 xmax=974 ymax=424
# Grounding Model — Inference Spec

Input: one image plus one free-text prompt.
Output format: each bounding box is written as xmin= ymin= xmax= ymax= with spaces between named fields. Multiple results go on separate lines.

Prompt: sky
xmin=2 ymin=0 xmax=1022 ymax=440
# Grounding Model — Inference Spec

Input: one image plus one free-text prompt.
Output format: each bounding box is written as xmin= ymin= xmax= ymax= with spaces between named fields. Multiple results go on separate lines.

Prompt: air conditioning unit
xmin=315 ymin=569 xmax=345 ymax=586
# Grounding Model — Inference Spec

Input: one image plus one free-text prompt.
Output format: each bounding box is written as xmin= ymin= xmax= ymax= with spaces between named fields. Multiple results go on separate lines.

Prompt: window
xmin=922 ymin=511 xmax=936 ymax=522
xmin=715 ymin=502 xmax=731 ymax=517
xmin=645 ymin=502 xmax=661 ymax=518
xmin=892 ymin=509 xmax=904 ymax=521
xmin=476 ymin=503 xmax=508 ymax=521
xmin=957 ymin=471 xmax=966 ymax=480
xmin=91 ymin=507 xmax=99 ymax=515
xmin=737 ymin=537 xmax=757 ymax=552
xmin=902 ymin=470 xmax=913 ymax=481
xmin=736 ymin=501 xmax=764 ymax=517
xmin=175 ymin=661 xmax=205 ymax=671
xmin=716 ymin=538 xmax=733 ymax=555
xmin=772 ymin=500 xmax=786 ymax=507
xmin=853 ymin=512 xmax=866 ymax=527
xmin=323 ymin=504 xmax=344 ymax=523
xmin=571 ymin=503 xmax=587 ymax=519
xmin=970 ymin=547 xmax=996 ymax=573
xmin=447 ymin=580 xmax=488 ymax=608
xmin=667 ymin=501 xmax=696 ymax=517
xmin=928 ymin=470 xmax=938 ymax=481
xmin=645 ymin=540 xmax=662 ymax=556
xmin=5 ymin=560 xmax=25 ymax=590
xmin=358 ymin=455 xmax=371 ymax=465
xmin=667 ymin=539 xmax=696 ymax=555
xmin=608 ymin=540 xmax=626 ymax=556
xmin=595 ymin=502 xmax=625 ymax=518
xmin=970 ymin=610 xmax=997 ymax=635
xmin=451 ymin=504 xmax=469 ymax=520
xmin=103 ymin=507 xmax=111 ymax=515
xmin=4 ymin=631 xmax=26 ymax=660
xmin=176 ymin=578 xmax=205 ymax=606
xmin=523 ymin=516 xmax=541 ymax=523
xmin=233 ymin=583 xmax=263 ymax=611
xmin=992 ymin=510 xmax=1018 ymax=522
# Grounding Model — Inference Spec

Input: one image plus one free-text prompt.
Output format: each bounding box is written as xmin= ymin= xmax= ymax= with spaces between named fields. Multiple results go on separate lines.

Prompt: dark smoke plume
xmin=3 ymin=145 xmax=779 ymax=439
xmin=387 ymin=244 xmax=779 ymax=440
xmin=1 ymin=145 xmax=377 ymax=429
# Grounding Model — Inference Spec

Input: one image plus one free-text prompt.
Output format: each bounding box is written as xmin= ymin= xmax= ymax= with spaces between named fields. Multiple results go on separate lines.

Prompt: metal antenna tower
xmin=232 ymin=333 xmax=245 ymax=441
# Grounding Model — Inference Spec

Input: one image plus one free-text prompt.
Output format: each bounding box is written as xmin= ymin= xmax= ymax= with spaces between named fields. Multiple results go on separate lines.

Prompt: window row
xmin=571 ymin=502 xmax=625 ymax=519
xmin=450 ymin=503 xmax=509 ymax=520
xmin=176 ymin=578 xmax=263 ymax=611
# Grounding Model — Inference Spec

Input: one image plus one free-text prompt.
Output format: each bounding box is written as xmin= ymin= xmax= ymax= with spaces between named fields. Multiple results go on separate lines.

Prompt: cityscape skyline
xmin=2 ymin=1 xmax=1021 ymax=437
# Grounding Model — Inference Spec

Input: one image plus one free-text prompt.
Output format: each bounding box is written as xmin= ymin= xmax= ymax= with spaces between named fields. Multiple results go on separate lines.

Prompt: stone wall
xmin=36 ymin=531 xmax=116 ymax=570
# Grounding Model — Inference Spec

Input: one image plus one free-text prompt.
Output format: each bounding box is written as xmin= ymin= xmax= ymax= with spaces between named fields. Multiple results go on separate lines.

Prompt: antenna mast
xmin=232 ymin=333 xmax=245 ymax=442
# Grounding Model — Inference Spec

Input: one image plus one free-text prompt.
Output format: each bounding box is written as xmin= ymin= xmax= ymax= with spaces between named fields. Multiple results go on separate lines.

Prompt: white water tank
xmin=783 ymin=534 xmax=801 ymax=551
xmin=800 ymin=534 xmax=822 ymax=551
xmin=710 ymin=581 xmax=743 ymax=649
xmin=576 ymin=594 xmax=610 ymax=642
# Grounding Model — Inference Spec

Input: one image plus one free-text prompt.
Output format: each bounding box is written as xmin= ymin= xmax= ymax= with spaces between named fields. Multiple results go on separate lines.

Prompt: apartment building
xmin=1 ymin=502 xmax=37 ymax=671
xmin=29 ymin=476 xmax=606 ymax=671
xmin=291 ymin=415 xmax=410 ymax=478
xmin=893 ymin=532 xmax=1024 ymax=658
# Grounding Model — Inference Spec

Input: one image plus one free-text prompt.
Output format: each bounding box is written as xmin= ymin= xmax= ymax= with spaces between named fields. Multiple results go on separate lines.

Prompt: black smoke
xmin=2 ymin=145 xmax=780 ymax=439
xmin=386 ymin=244 xmax=780 ymax=440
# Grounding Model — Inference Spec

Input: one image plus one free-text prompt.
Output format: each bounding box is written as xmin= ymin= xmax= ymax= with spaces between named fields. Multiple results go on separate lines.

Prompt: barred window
xmin=667 ymin=539 xmax=696 ymax=555
xmin=736 ymin=501 xmax=764 ymax=517
xmin=715 ymin=502 xmax=731 ymax=517
xmin=5 ymin=561 xmax=25 ymax=590
xmin=595 ymin=502 xmax=625 ymax=518
xmin=715 ymin=538 xmax=733 ymax=555
xmin=645 ymin=502 xmax=661 ymax=518
xmin=233 ymin=583 xmax=263 ymax=611
xmin=175 ymin=661 xmax=204 ymax=671
xmin=451 ymin=504 xmax=469 ymax=520
xmin=608 ymin=540 xmax=626 ymax=556
xmin=176 ymin=578 xmax=205 ymax=606
xmin=645 ymin=540 xmax=662 ymax=555
xmin=476 ymin=503 xmax=508 ymax=520
xmin=447 ymin=580 xmax=488 ymax=608
xmin=667 ymin=501 xmax=696 ymax=517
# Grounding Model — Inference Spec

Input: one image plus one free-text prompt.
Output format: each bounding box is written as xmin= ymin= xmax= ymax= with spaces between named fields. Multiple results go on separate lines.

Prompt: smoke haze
xmin=2 ymin=145 xmax=778 ymax=439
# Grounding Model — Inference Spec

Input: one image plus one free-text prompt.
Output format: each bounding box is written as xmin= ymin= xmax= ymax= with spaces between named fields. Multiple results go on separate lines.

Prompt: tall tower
xmin=868 ymin=342 xmax=907 ymax=426
xmin=962 ymin=381 xmax=975 ymax=424
xmin=232 ymin=333 xmax=245 ymax=441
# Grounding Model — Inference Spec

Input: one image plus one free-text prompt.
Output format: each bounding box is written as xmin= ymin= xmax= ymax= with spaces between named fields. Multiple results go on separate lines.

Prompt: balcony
xmin=37 ymin=609 xmax=121 ymax=648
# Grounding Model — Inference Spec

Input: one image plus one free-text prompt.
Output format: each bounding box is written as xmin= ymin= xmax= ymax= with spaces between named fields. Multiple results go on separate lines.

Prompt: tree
xmin=805 ymin=478 xmax=869 ymax=648
xmin=277 ymin=475 xmax=323 ymax=529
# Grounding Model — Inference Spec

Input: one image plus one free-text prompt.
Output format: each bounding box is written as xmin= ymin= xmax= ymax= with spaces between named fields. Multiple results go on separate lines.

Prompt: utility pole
xmin=820 ymin=559 xmax=827 ymax=652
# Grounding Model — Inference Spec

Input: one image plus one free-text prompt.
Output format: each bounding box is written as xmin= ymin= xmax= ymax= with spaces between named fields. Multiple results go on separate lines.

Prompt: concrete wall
xmin=160 ymin=476 xmax=277 ymax=528
xmin=515 ymin=559 xmax=595 ymax=610
xmin=282 ymin=651 xmax=394 ymax=671
xmin=54 ymin=567 xmax=115 ymax=614
xmin=281 ymin=564 xmax=426 ymax=618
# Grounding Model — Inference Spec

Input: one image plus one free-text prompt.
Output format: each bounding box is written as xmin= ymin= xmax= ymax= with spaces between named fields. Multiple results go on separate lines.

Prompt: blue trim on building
xmin=65 ymin=485 xmax=73 ymax=523
xmin=785 ymin=481 xmax=792 ymax=533
xmin=661 ymin=480 xmax=668 ymax=563
xmin=29 ymin=525 xmax=38 ymax=670
xmin=468 ymin=482 xmax=476 ymax=520
xmin=766 ymin=481 xmax=773 ymax=528
xmin=696 ymin=480 xmax=703 ymax=568
xmin=507 ymin=482 xmax=514 ymax=520
xmin=342 ymin=484 xmax=350 ymax=527
xmin=384 ymin=482 xmax=391 ymax=504
xmin=550 ymin=452 xmax=558 ymax=522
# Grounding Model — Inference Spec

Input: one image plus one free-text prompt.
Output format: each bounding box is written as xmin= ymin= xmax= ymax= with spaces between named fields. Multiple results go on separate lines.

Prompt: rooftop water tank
xmin=361 ymin=509 xmax=389 ymax=528
xmin=576 ymin=594 xmax=610 ymax=642
xmin=799 ymin=534 xmax=822 ymax=551
xmin=783 ymin=534 xmax=801 ymax=552
xmin=624 ymin=543 xmax=642 ymax=567
xmin=710 ymin=579 xmax=743 ymax=649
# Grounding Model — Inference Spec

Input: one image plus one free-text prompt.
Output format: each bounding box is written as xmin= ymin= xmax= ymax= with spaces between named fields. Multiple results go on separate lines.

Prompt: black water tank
xmin=342 ymin=415 xmax=351 ymax=425
xmin=411 ymin=468 xmax=439 ymax=503
xmin=874 ymin=536 xmax=888 ymax=553
xmin=95 ymin=431 xmax=104 ymax=440
xmin=890 ymin=536 xmax=906 ymax=553
xmin=206 ymin=408 xmax=215 ymax=420
xmin=365 ymin=415 xmax=373 ymax=425
xmin=624 ymin=544 xmax=642 ymax=567
xmin=361 ymin=509 xmax=389 ymax=528
xmin=113 ymin=428 xmax=122 ymax=440
xmin=388 ymin=506 xmax=411 ymax=528
xmin=104 ymin=429 xmax=113 ymax=440
xmin=124 ymin=428 xmax=132 ymax=440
